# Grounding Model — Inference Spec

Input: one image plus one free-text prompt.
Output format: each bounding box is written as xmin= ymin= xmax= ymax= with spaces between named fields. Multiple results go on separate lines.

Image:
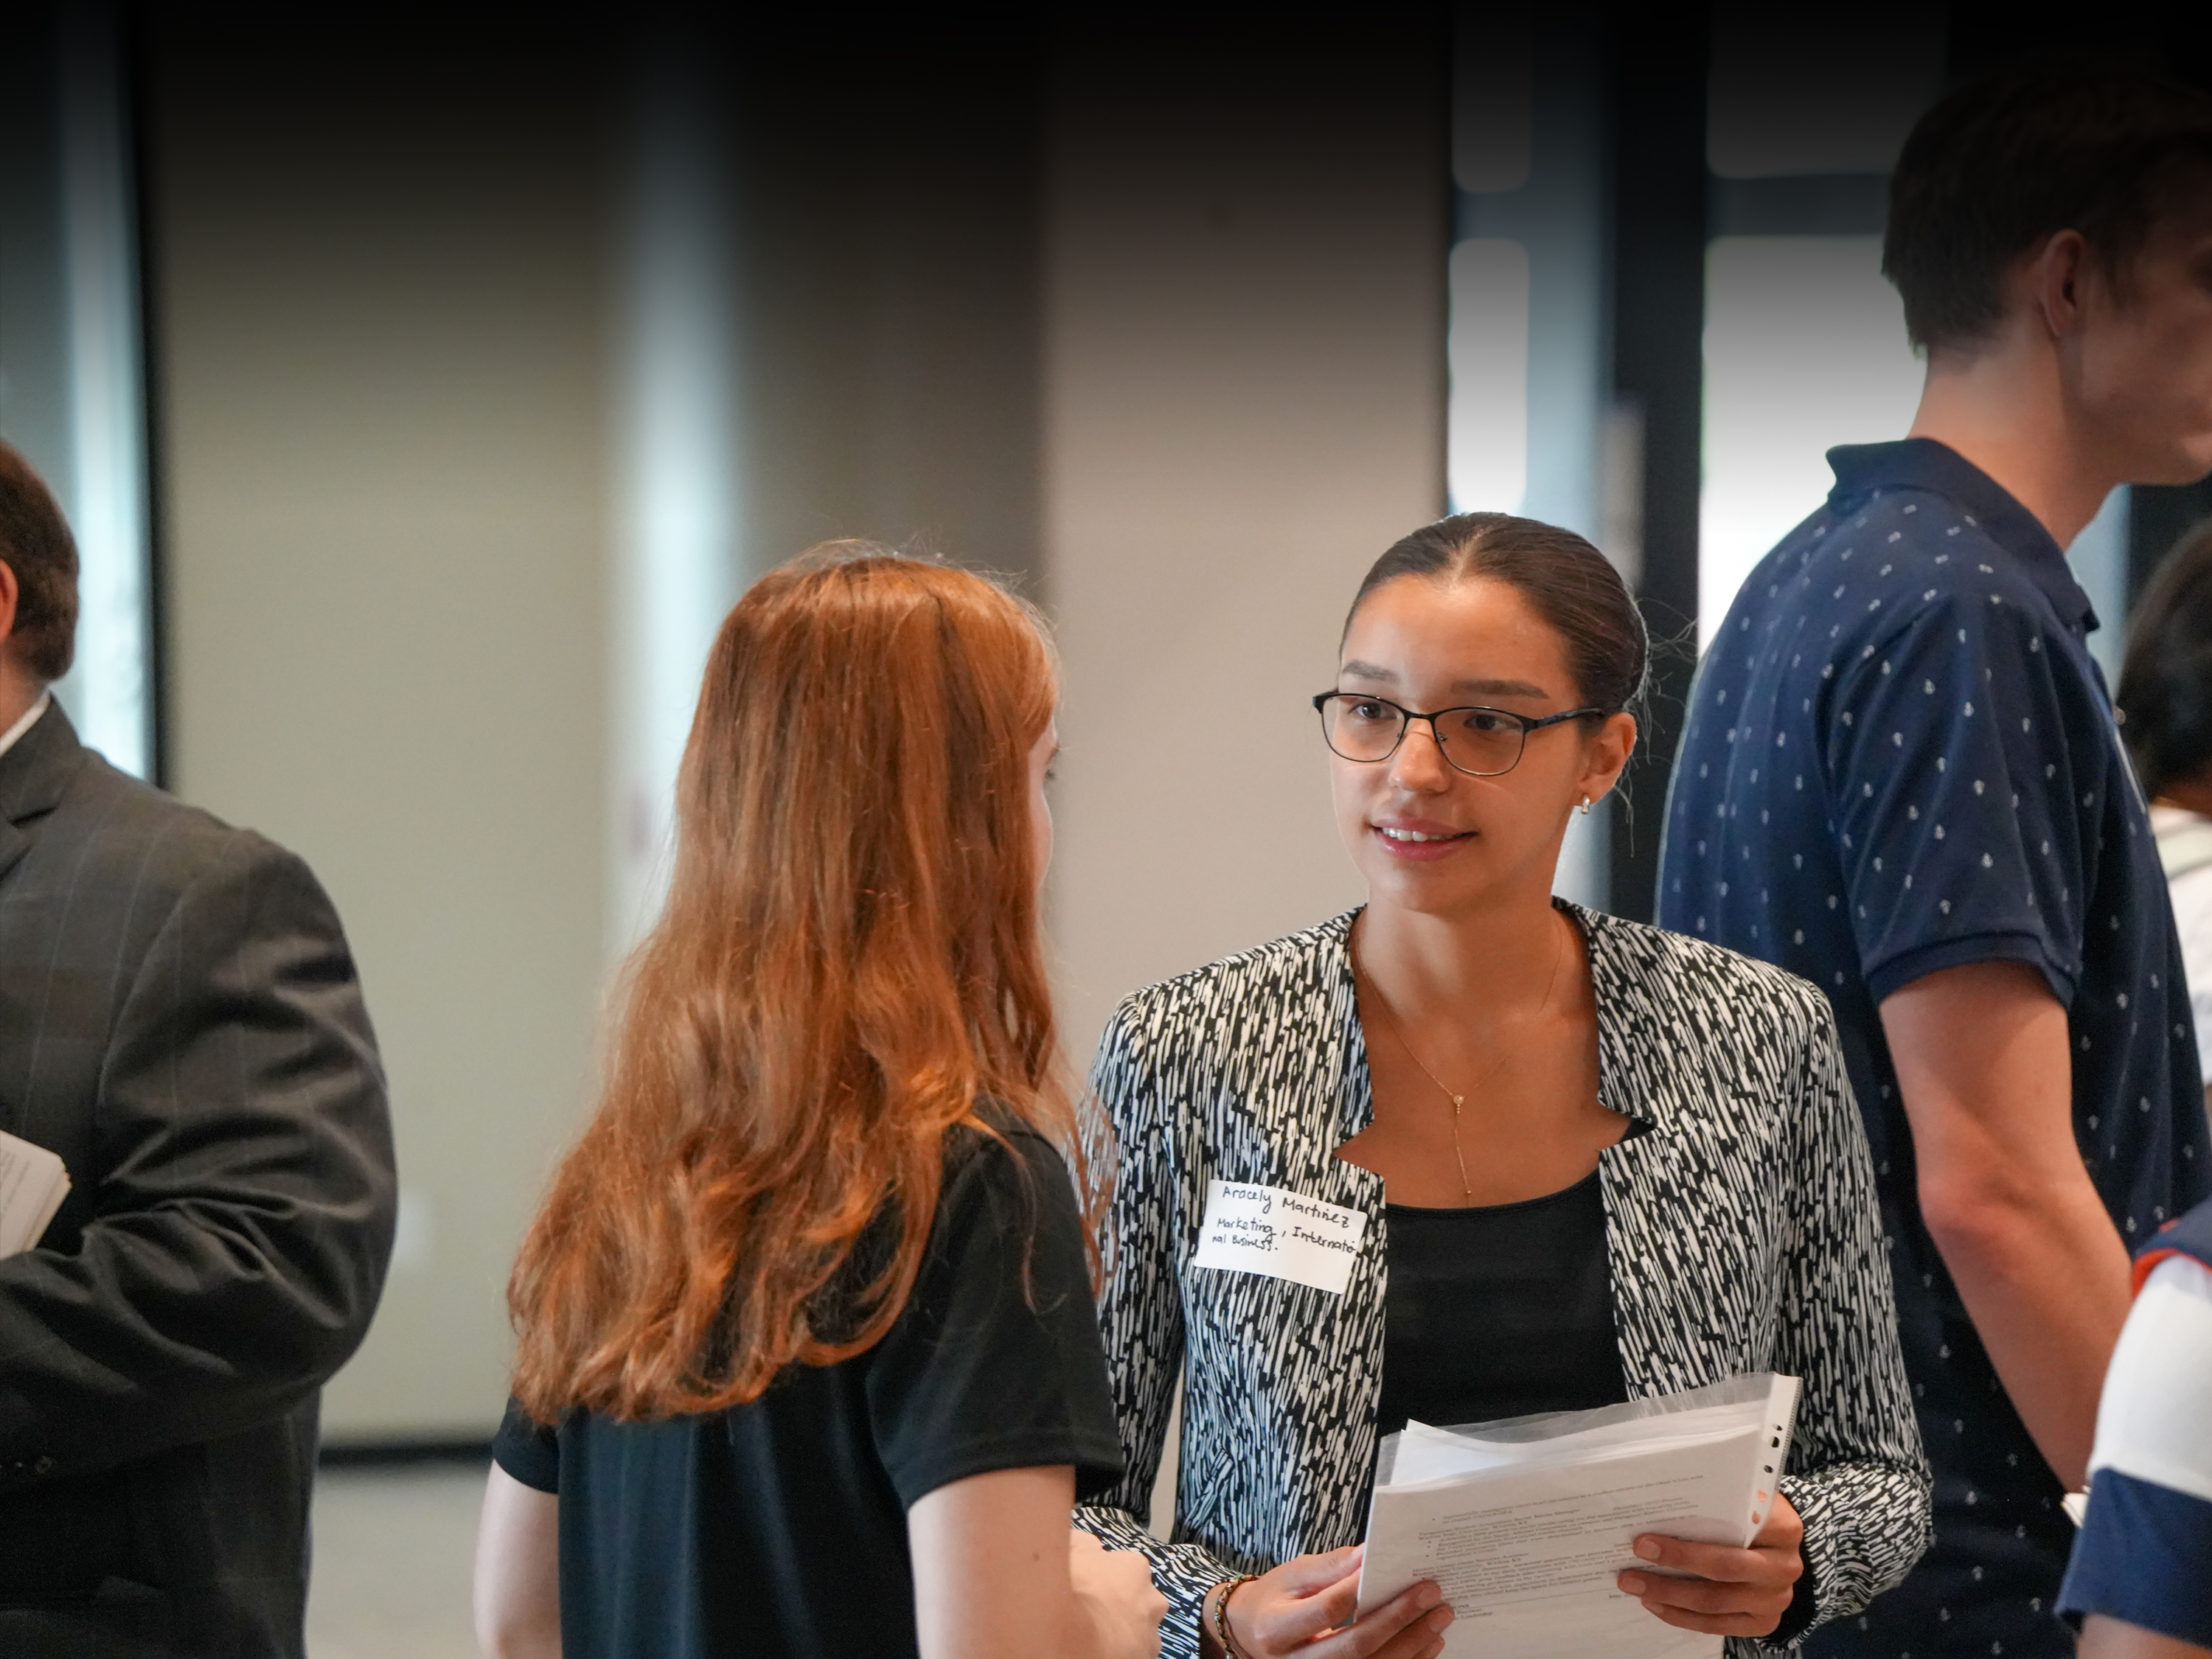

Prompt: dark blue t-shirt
xmin=1658 ymin=439 xmax=2212 ymax=1658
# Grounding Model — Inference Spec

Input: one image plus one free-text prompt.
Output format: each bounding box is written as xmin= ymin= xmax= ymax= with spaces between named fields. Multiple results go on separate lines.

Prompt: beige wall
xmin=1043 ymin=40 xmax=1449 ymax=1060
xmin=147 ymin=44 xmax=613 ymax=1438
xmin=139 ymin=28 xmax=1445 ymax=1442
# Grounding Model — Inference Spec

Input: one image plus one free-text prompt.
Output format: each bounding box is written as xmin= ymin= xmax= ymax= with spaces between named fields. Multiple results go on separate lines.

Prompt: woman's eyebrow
xmin=1451 ymin=677 xmax=1551 ymax=699
xmin=1338 ymin=664 xmax=1556 ymax=700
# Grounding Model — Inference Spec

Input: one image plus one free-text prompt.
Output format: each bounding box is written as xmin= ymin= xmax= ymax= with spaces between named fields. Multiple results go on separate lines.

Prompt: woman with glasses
xmin=1075 ymin=515 xmax=1930 ymax=1659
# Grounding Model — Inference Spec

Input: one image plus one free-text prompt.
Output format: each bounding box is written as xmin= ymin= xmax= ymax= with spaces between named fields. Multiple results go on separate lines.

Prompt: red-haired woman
xmin=471 ymin=549 xmax=1166 ymax=1659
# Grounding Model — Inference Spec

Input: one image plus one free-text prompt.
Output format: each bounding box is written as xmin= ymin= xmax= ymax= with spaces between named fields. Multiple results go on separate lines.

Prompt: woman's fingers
xmin=1248 ymin=1571 xmax=1361 ymax=1647
xmin=1360 ymin=1596 xmax=1454 ymax=1659
xmin=1627 ymin=1534 xmax=1796 ymax=1587
xmin=1245 ymin=1545 xmax=1368 ymax=1647
xmin=1618 ymin=1569 xmax=1777 ymax=1616
xmin=1632 ymin=1599 xmax=1770 ymax=1638
xmin=1224 ymin=1549 xmax=1359 ymax=1654
xmin=1233 ymin=1561 xmax=1447 ymax=1659
xmin=1615 ymin=1507 xmax=1804 ymax=1643
xmin=1618 ymin=1543 xmax=1795 ymax=1638
xmin=1272 ymin=1545 xmax=1364 ymax=1596
xmin=1306 ymin=1582 xmax=1450 ymax=1658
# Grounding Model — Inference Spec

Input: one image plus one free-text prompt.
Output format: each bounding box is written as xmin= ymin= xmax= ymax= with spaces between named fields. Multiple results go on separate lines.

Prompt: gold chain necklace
xmin=1354 ymin=914 xmax=1568 ymax=1202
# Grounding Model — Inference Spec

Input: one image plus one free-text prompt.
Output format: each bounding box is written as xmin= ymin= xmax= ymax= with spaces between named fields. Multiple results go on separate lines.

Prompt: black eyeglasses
xmin=1312 ymin=692 xmax=1604 ymax=777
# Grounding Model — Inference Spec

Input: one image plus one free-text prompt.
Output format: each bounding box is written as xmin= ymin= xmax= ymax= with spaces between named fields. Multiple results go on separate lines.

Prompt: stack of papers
xmin=0 ymin=1128 xmax=69 ymax=1256
xmin=1357 ymin=1372 xmax=1802 ymax=1659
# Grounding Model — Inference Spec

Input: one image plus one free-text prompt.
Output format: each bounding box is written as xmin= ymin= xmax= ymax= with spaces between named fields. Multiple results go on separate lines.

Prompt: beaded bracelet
xmin=1211 ymin=1575 xmax=1258 ymax=1659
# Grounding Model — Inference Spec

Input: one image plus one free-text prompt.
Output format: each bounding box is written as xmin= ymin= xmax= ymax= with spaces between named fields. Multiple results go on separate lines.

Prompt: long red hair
xmin=507 ymin=547 xmax=1077 ymax=1421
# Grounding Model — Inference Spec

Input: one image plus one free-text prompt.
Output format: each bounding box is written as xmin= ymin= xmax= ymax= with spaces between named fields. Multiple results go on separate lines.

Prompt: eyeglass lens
xmin=1318 ymin=695 xmax=1528 ymax=776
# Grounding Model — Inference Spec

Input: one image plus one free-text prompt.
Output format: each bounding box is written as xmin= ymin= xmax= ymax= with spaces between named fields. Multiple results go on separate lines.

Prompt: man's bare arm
xmin=1879 ymin=959 xmax=2131 ymax=1489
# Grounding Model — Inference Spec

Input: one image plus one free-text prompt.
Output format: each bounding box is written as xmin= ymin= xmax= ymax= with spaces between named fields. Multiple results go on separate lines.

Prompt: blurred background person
xmin=1079 ymin=515 xmax=1927 ymax=1659
xmin=2058 ymin=1193 xmax=2212 ymax=1659
xmin=472 ymin=550 xmax=1164 ymax=1659
xmin=2118 ymin=518 xmax=2212 ymax=1121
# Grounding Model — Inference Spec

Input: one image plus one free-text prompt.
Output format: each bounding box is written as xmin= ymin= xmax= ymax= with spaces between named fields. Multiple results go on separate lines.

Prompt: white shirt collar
xmin=0 ymin=692 xmax=53 ymax=763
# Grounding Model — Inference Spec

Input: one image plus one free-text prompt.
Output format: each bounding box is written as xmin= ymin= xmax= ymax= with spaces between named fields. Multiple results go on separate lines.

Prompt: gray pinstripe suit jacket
xmin=0 ymin=703 xmax=395 ymax=1658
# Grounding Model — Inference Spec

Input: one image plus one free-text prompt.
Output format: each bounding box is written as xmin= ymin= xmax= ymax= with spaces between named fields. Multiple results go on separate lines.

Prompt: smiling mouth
xmin=1375 ymin=825 xmax=1472 ymax=844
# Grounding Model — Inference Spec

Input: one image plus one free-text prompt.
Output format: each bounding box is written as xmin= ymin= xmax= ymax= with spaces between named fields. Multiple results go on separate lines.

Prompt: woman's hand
xmin=1616 ymin=1492 xmax=1805 ymax=1638
xmin=1068 ymin=1531 xmax=1168 ymax=1659
xmin=1204 ymin=1546 xmax=1452 ymax=1659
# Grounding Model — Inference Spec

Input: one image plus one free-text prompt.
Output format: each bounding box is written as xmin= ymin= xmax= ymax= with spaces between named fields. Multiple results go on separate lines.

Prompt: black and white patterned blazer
xmin=1075 ymin=905 xmax=1930 ymax=1658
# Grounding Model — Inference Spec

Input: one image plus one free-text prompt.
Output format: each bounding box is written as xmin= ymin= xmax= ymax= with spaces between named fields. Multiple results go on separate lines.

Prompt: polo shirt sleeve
xmin=2057 ymin=1253 xmax=2212 ymax=1646
xmin=1820 ymin=580 xmax=2094 ymax=1006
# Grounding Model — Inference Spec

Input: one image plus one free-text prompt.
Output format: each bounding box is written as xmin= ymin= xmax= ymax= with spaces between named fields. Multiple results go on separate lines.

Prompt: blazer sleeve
xmin=1761 ymin=992 xmax=1933 ymax=1644
xmin=1074 ymin=998 xmax=1244 ymax=1656
xmin=0 ymin=836 xmax=397 ymax=1484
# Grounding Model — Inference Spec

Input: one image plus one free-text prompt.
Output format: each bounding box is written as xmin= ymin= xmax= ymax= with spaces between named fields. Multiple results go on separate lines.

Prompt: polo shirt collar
xmin=1826 ymin=437 xmax=2096 ymax=633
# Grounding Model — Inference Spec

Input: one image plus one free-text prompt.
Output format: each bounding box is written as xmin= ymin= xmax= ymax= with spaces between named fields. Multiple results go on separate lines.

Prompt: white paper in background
xmin=0 ymin=1128 xmax=70 ymax=1256
xmin=1189 ymin=1180 xmax=1368 ymax=1296
xmin=1357 ymin=1374 xmax=1801 ymax=1659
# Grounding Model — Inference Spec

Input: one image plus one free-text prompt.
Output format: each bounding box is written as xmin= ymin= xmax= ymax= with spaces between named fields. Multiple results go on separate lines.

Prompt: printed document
xmin=1357 ymin=1372 xmax=1801 ymax=1659
xmin=0 ymin=1128 xmax=69 ymax=1256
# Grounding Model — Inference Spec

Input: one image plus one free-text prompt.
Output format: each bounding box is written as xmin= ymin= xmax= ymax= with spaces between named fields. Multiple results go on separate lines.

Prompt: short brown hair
xmin=1885 ymin=62 xmax=2212 ymax=356
xmin=0 ymin=441 xmax=79 ymax=683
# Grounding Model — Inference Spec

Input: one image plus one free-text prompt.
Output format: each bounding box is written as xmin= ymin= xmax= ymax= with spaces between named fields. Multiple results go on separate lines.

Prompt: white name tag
xmin=1191 ymin=1180 xmax=1369 ymax=1296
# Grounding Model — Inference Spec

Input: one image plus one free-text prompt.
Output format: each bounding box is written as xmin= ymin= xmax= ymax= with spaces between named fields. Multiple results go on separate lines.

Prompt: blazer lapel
xmin=0 ymin=702 xmax=88 ymax=883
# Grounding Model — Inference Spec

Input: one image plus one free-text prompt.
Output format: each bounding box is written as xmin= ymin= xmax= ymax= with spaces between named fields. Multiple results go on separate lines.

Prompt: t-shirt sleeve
xmin=1823 ymin=581 xmax=2096 ymax=1006
xmin=492 ymin=1395 xmax=563 ymax=1494
xmin=2058 ymin=1254 xmax=2212 ymax=1646
xmin=866 ymin=1124 xmax=1126 ymax=1511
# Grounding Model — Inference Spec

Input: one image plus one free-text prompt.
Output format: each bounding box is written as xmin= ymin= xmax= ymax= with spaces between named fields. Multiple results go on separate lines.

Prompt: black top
xmin=1662 ymin=437 xmax=2212 ymax=1655
xmin=1374 ymin=1165 xmax=1627 ymax=1435
xmin=493 ymin=1120 xmax=1124 ymax=1659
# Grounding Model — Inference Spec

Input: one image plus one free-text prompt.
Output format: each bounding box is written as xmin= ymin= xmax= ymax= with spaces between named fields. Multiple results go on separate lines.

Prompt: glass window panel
xmin=1700 ymin=234 xmax=1924 ymax=641
xmin=1447 ymin=236 xmax=1530 ymax=516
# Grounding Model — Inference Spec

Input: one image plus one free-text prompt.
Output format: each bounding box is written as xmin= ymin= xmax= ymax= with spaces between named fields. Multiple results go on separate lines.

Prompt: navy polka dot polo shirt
xmin=1659 ymin=438 xmax=2212 ymax=1658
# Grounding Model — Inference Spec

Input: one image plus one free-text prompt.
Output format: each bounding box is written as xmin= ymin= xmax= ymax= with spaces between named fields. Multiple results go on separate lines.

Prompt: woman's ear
xmin=1578 ymin=712 xmax=1638 ymax=806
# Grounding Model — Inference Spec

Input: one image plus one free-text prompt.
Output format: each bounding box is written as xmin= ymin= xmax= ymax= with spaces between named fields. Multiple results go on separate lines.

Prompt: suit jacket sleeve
xmin=0 ymin=835 xmax=397 ymax=1483
xmin=1074 ymin=998 xmax=1242 ymax=1657
xmin=1763 ymin=991 xmax=1933 ymax=1644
